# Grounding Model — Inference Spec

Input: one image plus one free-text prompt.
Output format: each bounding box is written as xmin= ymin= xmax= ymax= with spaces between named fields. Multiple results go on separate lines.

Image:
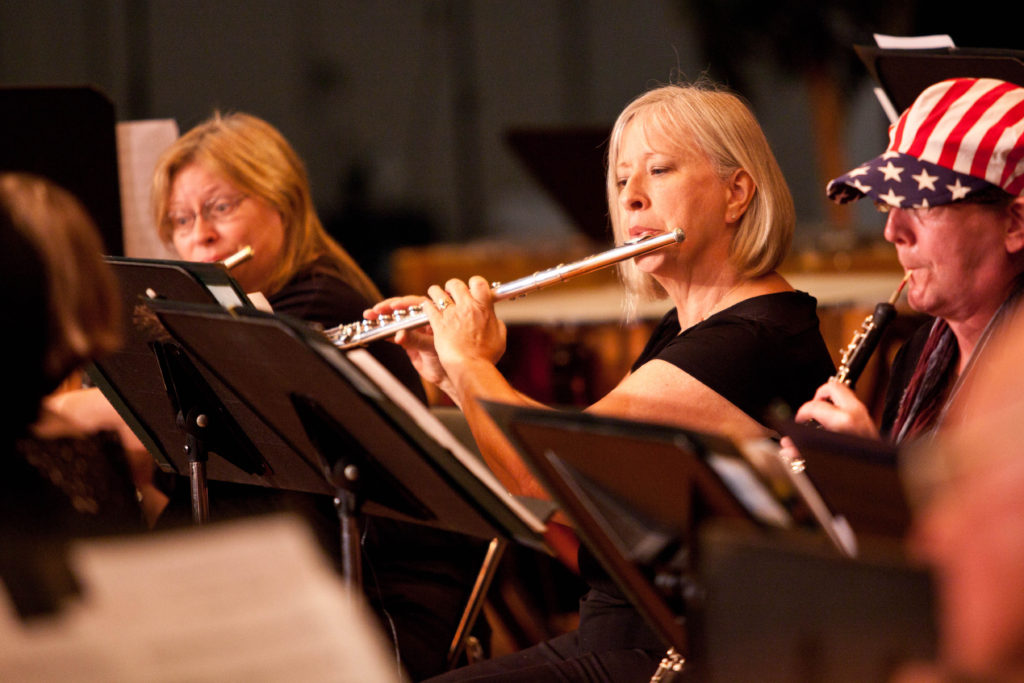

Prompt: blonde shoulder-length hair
xmin=606 ymin=82 xmax=794 ymax=315
xmin=152 ymin=111 xmax=380 ymax=301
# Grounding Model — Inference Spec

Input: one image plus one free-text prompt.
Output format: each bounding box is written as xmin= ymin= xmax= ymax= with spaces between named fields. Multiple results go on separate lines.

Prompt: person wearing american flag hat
xmin=782 ymin=75 xmax=1024 ymax=683
xmin=790 ymin=76 xmax=1024 ymax=446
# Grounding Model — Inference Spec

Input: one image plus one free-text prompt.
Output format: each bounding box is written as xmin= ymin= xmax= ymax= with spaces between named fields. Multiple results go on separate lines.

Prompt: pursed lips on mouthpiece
xmin=628 ymin=227 xmax=665 ymax=240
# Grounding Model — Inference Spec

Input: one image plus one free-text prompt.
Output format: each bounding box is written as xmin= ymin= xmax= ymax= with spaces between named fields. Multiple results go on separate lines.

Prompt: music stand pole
xmin=330 ymin=467 xmax=364 ymax=592
xmin=447 ymin=537 xmax=507 ymax=668
xmin=180 ymin=407 xmax=211 ymax=524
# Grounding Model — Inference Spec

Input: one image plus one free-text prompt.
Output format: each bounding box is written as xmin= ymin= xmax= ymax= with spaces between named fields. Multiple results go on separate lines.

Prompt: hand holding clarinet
xmin=790 ymin=272 xmax=910 ymax=437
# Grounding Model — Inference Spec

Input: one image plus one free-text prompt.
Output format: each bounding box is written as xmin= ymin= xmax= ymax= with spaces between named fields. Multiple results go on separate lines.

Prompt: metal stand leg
xmin=188 ymin=458 xmax=209 ymax=524
xmin=447 ymin=537 xmax=507 ymax=668
xmin=183 ymin=409 xmax=210 ymax=525
xmin=335 ymin=488 xmax=363 ymax=592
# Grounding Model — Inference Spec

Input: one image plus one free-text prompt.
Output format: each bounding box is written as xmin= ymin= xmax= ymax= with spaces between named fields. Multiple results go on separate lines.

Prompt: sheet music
xmin=873 ymin=33 xmax=955 ymax=49
xmin=868 ymin=34 xmax=957 ymax=123
xmin=116 ymin=119 xmax=179 ymax=259
xmin=704 ymin=451 xmax=793 ymax=529
xmin=0 ymin=515 xmax=405 ymax=682
xmin=742 ymin=438 xmax=858 ymax=558
xmin=344 ymin=348 xmax=547 ymax=535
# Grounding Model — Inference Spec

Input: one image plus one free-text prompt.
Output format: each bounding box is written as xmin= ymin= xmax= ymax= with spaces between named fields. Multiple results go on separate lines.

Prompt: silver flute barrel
xmin=325 ymin=229 xmax=685 ymax=350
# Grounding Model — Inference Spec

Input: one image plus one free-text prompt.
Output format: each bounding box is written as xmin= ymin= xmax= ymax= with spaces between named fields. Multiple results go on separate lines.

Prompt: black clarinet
xmin=831 ymin=272 xmax=910 ymax=389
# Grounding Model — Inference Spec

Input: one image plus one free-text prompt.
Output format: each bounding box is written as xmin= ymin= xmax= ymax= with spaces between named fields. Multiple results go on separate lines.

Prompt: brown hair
xmin=0 ymin=172 xmax=122 ymax=390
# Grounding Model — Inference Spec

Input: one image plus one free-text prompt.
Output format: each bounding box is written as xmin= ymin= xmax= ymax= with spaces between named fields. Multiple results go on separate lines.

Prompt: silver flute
xmin=325 ymin=229 xmax=685 ymax=350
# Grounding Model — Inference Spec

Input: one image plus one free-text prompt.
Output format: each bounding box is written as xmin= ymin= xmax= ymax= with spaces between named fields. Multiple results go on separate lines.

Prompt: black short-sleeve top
xmin=631 ymin=291 xmax=835 ymax=423
xmin=578 ymin=291 xmax=835 ymax=604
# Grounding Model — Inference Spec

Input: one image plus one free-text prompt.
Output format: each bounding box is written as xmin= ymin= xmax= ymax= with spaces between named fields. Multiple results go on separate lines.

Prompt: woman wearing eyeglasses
xmin=152 ymin=112 xmax=395 ymax=333
xmin=155 ymin=112 xmax=494 ymax=681
xmin=51 ymin=112 xmax=489 ymax=682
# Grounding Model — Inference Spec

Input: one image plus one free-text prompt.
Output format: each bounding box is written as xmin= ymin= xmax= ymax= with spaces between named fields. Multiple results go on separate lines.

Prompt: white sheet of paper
xmin=873 ymin=33 xmax=955 ymax=49
xmin=0 ymin=515 xmax=405 ymax=682
xmin=116 ymin=119 xmax=180 ymax=259
xmin=344 ymin=347 xmax=546 ymax=536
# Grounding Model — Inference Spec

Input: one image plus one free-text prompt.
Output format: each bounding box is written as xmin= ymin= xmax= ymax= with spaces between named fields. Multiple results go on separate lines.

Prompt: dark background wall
xmin=1 ymin=1 xmax=1016 ymax=289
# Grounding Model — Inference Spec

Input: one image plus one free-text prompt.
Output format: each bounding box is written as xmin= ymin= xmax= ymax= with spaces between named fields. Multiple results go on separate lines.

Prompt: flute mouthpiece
xmin=222 ymin=245 xmax=254 ymax=270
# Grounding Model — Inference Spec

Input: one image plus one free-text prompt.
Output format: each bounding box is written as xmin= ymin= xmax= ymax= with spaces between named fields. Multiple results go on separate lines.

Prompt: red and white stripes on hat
xmin=828 ymin=77 xmax=1024 ymax=207
xmin=892 ymin=78 xmax=1024 ymax=195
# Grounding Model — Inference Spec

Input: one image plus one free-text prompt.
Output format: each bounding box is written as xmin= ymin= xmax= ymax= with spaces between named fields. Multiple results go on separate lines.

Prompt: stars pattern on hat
xmin=948 ymin=178 xmax=972 ymax=201
xmin=878 ymin=187 xmax=905 ymax=207
xmin=879 ymin=161 xmax=904 ymax=182
xmin=912 ymin=169 xmax=938 ymax=191
xmin=827 ymin=152 xmax=993 ymax=207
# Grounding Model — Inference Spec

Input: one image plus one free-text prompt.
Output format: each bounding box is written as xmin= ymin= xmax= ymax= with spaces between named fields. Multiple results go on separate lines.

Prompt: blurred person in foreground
xmin=893 ymin=299 xmax=1024 ymax=682
xmin=790 ymin=77 xmax=1024 ymax=449
xmin=49 ymin=112 xmax=487 ymax=681
xmin=0 ymin=172 xmax=142 ymax=555
xmin=369 ymin=80 xmax=835 ymax=683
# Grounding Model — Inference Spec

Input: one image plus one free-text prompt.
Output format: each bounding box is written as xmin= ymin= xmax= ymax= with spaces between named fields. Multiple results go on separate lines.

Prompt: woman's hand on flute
xmin=424 ymin=277 xmax=506 ymax=368
xmin=365 ymin=294 xmax=453 ymax=393
xmin=367 ymin=275 xmax=508 ymax=409
xmin=794 ymin=380 xmax=880 ymax=439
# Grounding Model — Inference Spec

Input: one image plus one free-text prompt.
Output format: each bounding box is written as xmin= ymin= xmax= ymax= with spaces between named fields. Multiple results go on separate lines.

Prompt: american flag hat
xmin=827 ymin=77 xmax=1024 ymax=208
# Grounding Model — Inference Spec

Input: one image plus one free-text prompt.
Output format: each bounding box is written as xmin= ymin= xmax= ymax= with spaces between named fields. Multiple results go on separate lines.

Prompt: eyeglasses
xmin=166 ymin=194 xmax=249 ymax=232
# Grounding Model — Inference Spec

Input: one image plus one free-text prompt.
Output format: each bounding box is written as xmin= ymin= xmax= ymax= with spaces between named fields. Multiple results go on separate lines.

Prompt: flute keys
xmin=329 ymin=325 xmax=353 ymax=343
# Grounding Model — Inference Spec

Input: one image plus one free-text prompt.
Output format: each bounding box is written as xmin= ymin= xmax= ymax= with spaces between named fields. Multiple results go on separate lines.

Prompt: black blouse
xmin=632 ymin=291 xmax=835 ymax=422
xmin=578 ymin=291 xmax=835 ymax=624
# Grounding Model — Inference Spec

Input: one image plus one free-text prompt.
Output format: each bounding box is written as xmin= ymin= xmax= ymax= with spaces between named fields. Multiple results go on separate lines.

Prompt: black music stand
xmin=854 ymin=44 xmax=1024 ymax=114
xmin=480 ymin=401 xmax=845 ymax=660
xmin=482 ymin=402 xmax=934 ymax=678
xmin=689 ymin=522 xmax=935 ymax=682
xmin=777 ymin=420 xmax=911 ymax=540
xmin=144 ymin=300 xmax=548 ymax=596
xmin=87 ymin=256 xmax=265 ymax=522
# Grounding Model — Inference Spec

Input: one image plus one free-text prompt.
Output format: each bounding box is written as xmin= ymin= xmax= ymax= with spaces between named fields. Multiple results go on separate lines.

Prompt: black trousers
xmin=423 ymin=588 xmax=665 ymax=683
